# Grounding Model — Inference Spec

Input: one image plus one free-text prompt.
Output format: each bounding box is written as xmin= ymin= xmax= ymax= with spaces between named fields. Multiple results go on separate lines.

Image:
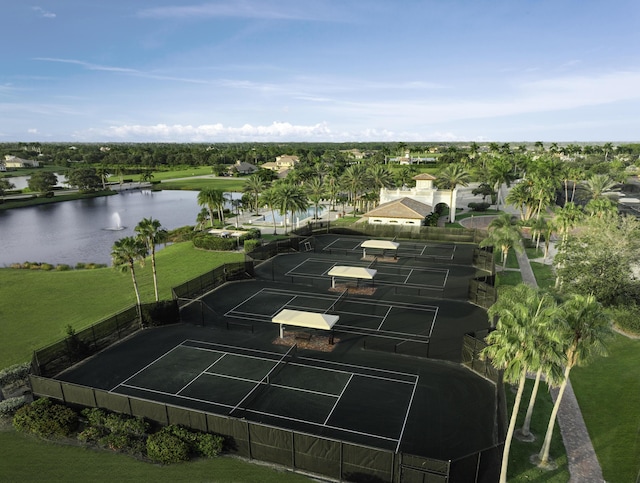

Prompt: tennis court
xmin=285 ymin=257 xmax=449 ymax=291
xmin=321 ymin=236 xmax=457 ymax=261
xmin=110 ymin=339 xmax=418 ymax=450
xmin=223 ymin=286 xmax=438 ymax=343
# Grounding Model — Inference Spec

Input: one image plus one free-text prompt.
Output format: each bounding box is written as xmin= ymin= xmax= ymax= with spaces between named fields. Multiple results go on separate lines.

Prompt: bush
xmin=467 ymin=202 xmax=491 ymax=212
xmin=168 ymin=225 xmax=196 ymax=242
xmin=40 ymin=263 xmax=54 ymax=271
xmin=146 ymin=429 xmax=190 ymax=464
xmin=0 ymin=362 xmax=31 ymax=386
xmin=244 ymin=239 xmax=261 ymax=253
xmin=0 ymin=396 xmax=29 ymax=418
xmin=140 ymin=301 xmax=180 ymax=328
xmin=164 ymin=425 xmax=223 ymax=458
xmin=77 ymin=425 xmax=105 ymax=443
xmin=55 ymin=264 xmax=71 ymax=271
xmin=192 ymin=233 xmax=236 ymax=251
xmin=13 ymin=398 xmax=78 ymax=438
xmin=609 ymin=304 xmax=640 ymax=335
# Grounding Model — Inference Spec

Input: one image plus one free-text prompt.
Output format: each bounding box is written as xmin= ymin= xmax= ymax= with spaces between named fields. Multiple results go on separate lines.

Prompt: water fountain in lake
xmin=105 ymin=212 xmax=126 ymax=231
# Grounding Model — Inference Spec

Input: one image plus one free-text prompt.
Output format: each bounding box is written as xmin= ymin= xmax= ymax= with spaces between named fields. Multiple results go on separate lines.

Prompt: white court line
xmin=396 ymin=375 xmax=420 ymax=452
xmin=176 ymin=352 xmax=227 ymax=395
xmin=297 ymin=356 xmax=419 ymax=383
xmin=245 ymin=407 xmax=399 ymax=443
xmin=377 ymin=306 xmax=393 ymax=331
xmin=271 ymin=382 xmax=340 ymax=399
xmin=428 ymin=307 xmax=439 ymax=338
xmin=117 ymin=383 xmax=236 ymax=409
xmin=404 ymin=268 xmax=414 ymax=284
xmin=323 ymin=373 xmax=354 ymax=425
xmin=110 ymin=342 xmax=187 ymax=392
xmin=183 ymin=339 xmax=284 ymax=358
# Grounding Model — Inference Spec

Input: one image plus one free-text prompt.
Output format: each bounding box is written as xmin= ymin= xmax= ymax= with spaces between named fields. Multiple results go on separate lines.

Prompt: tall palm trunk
xmin=150 ymin=246 xmax=159 ymax=302
xmin=520 ymin=367 xmax=543 ymax=437
xmin=537 ymin=361 xmax=572 ymax=467
xmin=500 ymin=371 xmax=527 ymax=483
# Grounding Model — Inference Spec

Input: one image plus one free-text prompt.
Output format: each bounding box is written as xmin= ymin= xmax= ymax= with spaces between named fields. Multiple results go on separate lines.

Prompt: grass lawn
xmin=0 ymin=242 xmax=243 ymax=368
xmin=159 ymin=178 xmax=246 ymax=191
xmin=505 ymin=379 xmax=569 ymax=482
xmin=0 ymin=431 xmax=310 ymax=483
xmin=571 ymin=333 xmax=640 ymax=482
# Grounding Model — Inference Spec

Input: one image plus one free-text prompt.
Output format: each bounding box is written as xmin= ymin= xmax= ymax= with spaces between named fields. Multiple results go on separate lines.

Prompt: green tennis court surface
xmin=112 ymin=340 xmax=417 ymax=448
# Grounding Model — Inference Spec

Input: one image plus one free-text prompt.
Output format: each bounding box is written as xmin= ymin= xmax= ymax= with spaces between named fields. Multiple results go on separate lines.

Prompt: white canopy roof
xmin=328 ymin=266 xmax=377 ymax=280
xmin=361 ymin=240 xmax=400 ymax=250
xmin=272 ymin=309 xmax=340 ymax=330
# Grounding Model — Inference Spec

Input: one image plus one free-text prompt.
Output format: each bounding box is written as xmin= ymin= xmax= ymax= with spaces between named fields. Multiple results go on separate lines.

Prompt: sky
xmin=2 ymin=0 xmax=640 ymax=143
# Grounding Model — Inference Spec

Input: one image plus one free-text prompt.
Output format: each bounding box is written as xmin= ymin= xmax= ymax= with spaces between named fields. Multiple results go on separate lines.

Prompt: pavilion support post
xmin=280 ymin=324 xmax=284 ymax=339
xmin=331 ymin=276 xmax=335 ymax=289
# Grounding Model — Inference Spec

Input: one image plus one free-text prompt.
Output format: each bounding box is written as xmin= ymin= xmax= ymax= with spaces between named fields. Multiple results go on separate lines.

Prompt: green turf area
xmin=571 ymin=333 xmax=640 ymax=483
xmin=496 ymin=269 xmax=522 ymax=287
xmin=505 ymin=379 xmax=569 ymax=482
xmin=0 ymin=431 xmax=310 ymax=483
xmin=0 ymin=242 xmax=243 ymax=367
xmin=159 ymin=177 xmax=246 ymax=191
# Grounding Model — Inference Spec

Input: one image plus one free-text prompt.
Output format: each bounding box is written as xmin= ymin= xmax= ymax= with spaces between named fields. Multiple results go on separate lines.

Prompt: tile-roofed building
xmin=362 ymin=197 xmax=433 ymax=225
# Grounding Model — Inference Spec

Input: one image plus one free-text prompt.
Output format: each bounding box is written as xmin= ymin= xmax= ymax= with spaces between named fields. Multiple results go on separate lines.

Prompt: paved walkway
xmin=514 ymin=246 xmax=604 ymax=482
xmin=460 ymin=212 xmax=604 ymax=481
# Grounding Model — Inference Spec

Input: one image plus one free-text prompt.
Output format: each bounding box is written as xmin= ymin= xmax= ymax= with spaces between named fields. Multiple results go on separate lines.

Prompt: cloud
xmin=137 ymin=1 xmax=340 ymax=22
xmin=28 ymin=128 xmax=39 ymax=134
xmin=35 ymin=58 xmax=138 ymax=74
xmin=31 ymin=6 xmax=56 ymax=18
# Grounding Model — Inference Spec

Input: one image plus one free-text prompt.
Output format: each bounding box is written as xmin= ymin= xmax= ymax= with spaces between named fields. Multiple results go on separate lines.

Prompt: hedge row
xmin=13 ymin=399 xmax=224 ymax=465
xmin=0 ymin=363 xmax=31 ymax=386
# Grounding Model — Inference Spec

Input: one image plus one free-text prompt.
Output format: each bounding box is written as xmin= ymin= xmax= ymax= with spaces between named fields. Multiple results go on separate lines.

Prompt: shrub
xmin=103 ymin=412 xmax=149 ymax=436
xmin=99 ymin=432 xmax=146 ymax=454
xmin=75 ymin=262 xmax=86 ymax=269
xmin=146 ymin=429 xmax=190 ymax=464
xmin=40 ymin=263 xmax=54 ymax=271
xmin=163 ymin=425 xmax=223 ymax=458
xmin=77 ymin=425 xmax=105 ymax=443
xmin=140 ymin=301 xmax=180 ymax=328
xmin=609 ymin=304 xmax=640 ymax=335
xmin=244 ymin=239 xmax=261 ymax=253
xmin=0 ymin=396 xmax=29 ymax=418
xmin=467 ymin=202 xmax=491 ymax=212
xmin=13 ymin=398 xmax=78 ymax=438
xmin=0 ymin=362 xmax=31 ymax=386
xmin=81 ymin=407 xmax=108 ymax=428
xmin=168 ymin=225 xmax=196 ymax=242
xmin=55 ymin=264 xmax=71 ymax=271
xmin=192 ymin=233 xmax=236 ymax=251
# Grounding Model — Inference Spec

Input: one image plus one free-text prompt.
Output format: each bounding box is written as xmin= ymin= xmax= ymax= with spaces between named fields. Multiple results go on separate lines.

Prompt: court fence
xmin=28 ymin=373 xmax=498 ymax=483
xmin=171 ymin=260 xmax=255 ymax=300
xmin=292 ymin=221 xmax=485 ymax=244
xmin=31 ymin=304 xmax=142 ymax=378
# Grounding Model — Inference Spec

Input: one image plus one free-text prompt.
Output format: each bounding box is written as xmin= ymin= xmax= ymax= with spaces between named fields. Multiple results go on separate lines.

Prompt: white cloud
xmin=137 ymin=1 xmax=341 ymax=22
xmin=28 ymin=128 xmax=39 ymax=134
xmin=31 ymin=6 xmax=56 ymax=18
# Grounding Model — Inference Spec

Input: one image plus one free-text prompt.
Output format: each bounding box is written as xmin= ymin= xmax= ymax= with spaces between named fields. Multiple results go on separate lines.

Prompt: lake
xmin=0 ymin=190 xmax=202 ymax=267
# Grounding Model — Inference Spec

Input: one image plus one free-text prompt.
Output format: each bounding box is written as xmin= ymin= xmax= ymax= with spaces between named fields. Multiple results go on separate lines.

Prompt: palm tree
xmin=367 ymin=164 xmax=394 ymax=192
xmin=304 ymin=177 xmax=326 ymax=220
xmin=536 ymin=294 xmax=612 ymax=469
xmin=273 ymin=183 xmax=308 ymax=234
xmin=111 ymin=237 xmax=148 ymax=324
xmin=487 ymin=157 xmax=515 ymax=211
xmin=259 ymin=188 xmax=280 ymax=235
xmin=0 ymin=178 xmax=16 ymax=201
xmin=340 ymin=164 xmax=368 ymax=213
xmin=584 ymin=197 xmax=617 ymax=219
xmin=135 ymin=217 xmax=167 ymax=302
xmin=435 ymin=163 xmax=470 ymax=222
xmin=480 ymin=213 xmax=523 ymax=270
xmin=482 ymin=284 xmax=561 ymax=483
xmin=243 ymin=174 xmax=266 ymax=214
xmin=95 ymin=166 xmax=110 ymax=190
xmin=197 ymin=187 xmax=226 ymax=227
xmin=583 ymin=174 xmax=617 ymax=200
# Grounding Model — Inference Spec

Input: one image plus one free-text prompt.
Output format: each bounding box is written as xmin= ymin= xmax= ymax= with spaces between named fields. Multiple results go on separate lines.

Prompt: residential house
xmin=3 ymin=155 xmax=40 ymax=169
xmin=261 ymin=155 xmax=300 ymax=176
xmin=229 ymin=160 xmax=259 ymax=175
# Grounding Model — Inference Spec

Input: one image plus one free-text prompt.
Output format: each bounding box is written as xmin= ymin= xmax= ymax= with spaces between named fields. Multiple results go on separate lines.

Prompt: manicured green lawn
xmin=506 ymin=379 xmax=569 ymax=482
xmin=159 ymin=178 xmax=246 ymax=191
xmin=0 ymin=431 xmax=310 ymax=483
xmin=571 ymin=334 xmax=640 ymax=482
xmin=0 ymin=243 xmax=243 ymax=367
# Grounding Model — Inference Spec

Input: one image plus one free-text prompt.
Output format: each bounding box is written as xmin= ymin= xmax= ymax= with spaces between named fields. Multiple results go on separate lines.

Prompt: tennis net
xmin=228 ymin=344 xmax=297 ymax=416
xmin=325 ymin=289 xmax=348 ymax=314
